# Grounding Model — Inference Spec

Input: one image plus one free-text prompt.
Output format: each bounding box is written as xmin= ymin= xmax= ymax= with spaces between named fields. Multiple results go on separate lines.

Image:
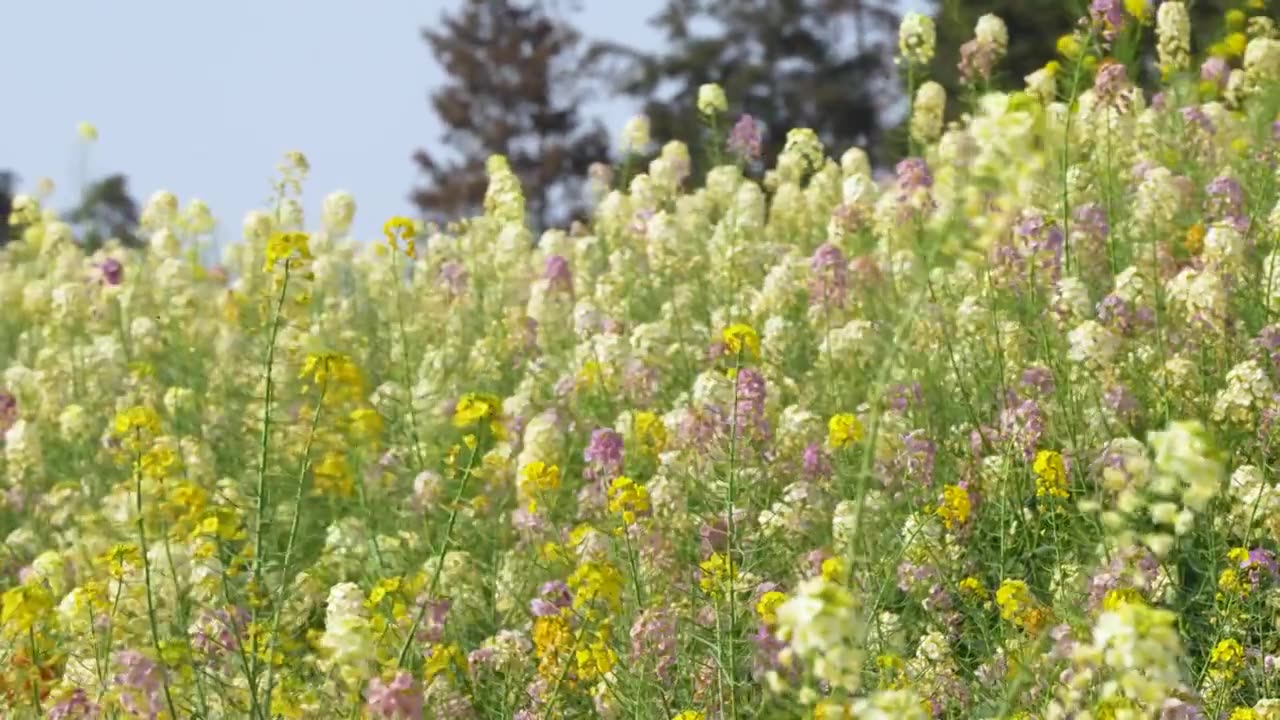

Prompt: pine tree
xmin=411 ymin=0 xmax=609 ymax=231
xmin=596 ymin=0 xmax=900 ymax=176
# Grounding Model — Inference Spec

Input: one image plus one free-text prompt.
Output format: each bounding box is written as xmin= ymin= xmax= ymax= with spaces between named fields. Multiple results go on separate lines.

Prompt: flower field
xmin=5 ymin=4 xmax=1280 ymax=719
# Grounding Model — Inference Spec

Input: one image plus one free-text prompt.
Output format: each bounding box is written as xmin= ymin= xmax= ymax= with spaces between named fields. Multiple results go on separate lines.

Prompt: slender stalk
xmin=389 ymin=249 xmax=426 ymax=471
xmin=134 ymin=438 xmax=181 ymax=720
xmin=29 ymin=626 xmax=42 ymax=715
xmin=245 ymin=261 xmax=291 ymax=714
xmin=262 ymin=371 xmax=329 ymax=714
xmin=719 ymin=348 xmax=744 ymax=720
xmin=252 ymin=263 xmax=291 ymax=582
xmin=396 ymin=432 xmax=484 ymax=668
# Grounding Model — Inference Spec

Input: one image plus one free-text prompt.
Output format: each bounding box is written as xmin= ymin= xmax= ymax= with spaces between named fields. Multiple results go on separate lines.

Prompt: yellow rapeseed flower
xmin=1057 ymin=34 xmax=1083 ymax=60
xmin=1123 ymin=0 xmax=1150 ymax=23
xmin=827 ymin=413 xmax=864 ymax=450
xmin=1210 ymin=638 xmax=1245 ymax=680
xmin=574 ymin=633 xmax=617 ymax=681
xmin=521 ymin=461 xmax=561 ymax=493
xmin=113 ymin=406 xmax=161 ymax=439
xmin=1 ymin=582 xmax=53 ymax=636
xmin=936 ymin=484 xmax=971 ymax=530
xmin=958 ymin=577 xmax=986 ymax=600
xmin=1184 ymin=223 xmax=1206 ymax=255
xmin=633 ymin=410 xmax=668 ymax=454
xmin=821 ymin=556 xmax=846 ymax=583
xmin=263 ymin=231 xmax=312 ymax=272
xmin=1101 ymin=587 xmax=1143 ymax=611
xmin=1033 ymin=450 xmax=1069 ymax=499
xmin=756 ymin=590 xmax=786 ymax=626
xmin=532 ymin=614 xmax=573 ymax=679
xmin=383 ymin=215 xmax=418 ymax=259
xmin=567 ymin=560 xmax=623 ymax=614
xmin=699 ymin=553 xmax=737 ymax=597
xmin=1225 ymin=32 xmax=1248 ymax=57
xmin=348 ymin=407 xmax=384 ymax=444
xmin=606 ymin=476 xmax=650 ymax=526
xmin=722 ymin=323 xmax=761 ymax=359
xmin=453 ymin=393 xmax=501 ymax=429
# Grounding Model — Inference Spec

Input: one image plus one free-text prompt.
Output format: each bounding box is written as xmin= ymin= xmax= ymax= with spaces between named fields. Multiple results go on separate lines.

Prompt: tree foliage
xmin=595 ymin=0 xmax=900 ymax=177
xmin=68 ymin=173 xmax=141 ymax=251
xmin=411 ymin=0 xmax=609 ymax=231
xmin=0 ymin=171 xmax=14 ymax=247
xmin=931 ymin=0 xmax=1237 ymax=99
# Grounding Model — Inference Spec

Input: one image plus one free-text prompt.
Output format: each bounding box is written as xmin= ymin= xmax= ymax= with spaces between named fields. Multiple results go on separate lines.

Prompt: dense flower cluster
xmin=3 ymin=3 xmax=1280 ymax=718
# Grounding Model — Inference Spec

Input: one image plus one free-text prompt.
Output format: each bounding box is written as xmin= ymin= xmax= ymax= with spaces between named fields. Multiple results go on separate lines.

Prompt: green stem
xmin=134 ymin=439 xmax=181 ymax=720
xmin=396 ymin=433 xmax=484 ymax=668
xmin=262 ymin=372 xmax=329 ymax=714
xmin=248 ymin=261 xmax=291 ymax=715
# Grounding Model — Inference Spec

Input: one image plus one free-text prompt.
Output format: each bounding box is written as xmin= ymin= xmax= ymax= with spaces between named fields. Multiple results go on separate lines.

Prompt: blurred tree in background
xmin=593 ymin=0 xmax=900 ymax=178
xmin=411 ymin=0 xmax=609 ymax=231
xmin=0 ymin=171 xmax=14 ymax=247
xmin=931 ymin=0 xmax=1079 ymax=96
xmin=930 ymin=0 xmax=1238 ymax=101
xmin=405 ymin=0 xmax=1262 ymax=228
xmin=67 ymin=173 xmax=141 ymax=251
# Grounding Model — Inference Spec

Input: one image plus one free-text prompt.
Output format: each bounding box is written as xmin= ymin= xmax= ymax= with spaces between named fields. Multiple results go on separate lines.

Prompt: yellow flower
xmin=113 ymin=406 xmax=161 ymax=440
xmin=1210 ymin=638 xmax=1245 ymax=680
xmin=1 ymin=582 xmax=53 ymax=636
xmin=1226 ymin=9 xmax=1247 ymax=31
xmin=453 ymin=393 xmax=501 ymax=428
xmin=827 ymin=413 xmax=864 ymax=450
xmin=521 ymin=461 xmax=561 ymax=493
xmin=633 ymin=411 xmax=667 ymax=454
xmin=299 ymin=353 xmax=364 ymax=403
xmin=699 ymin=553 xmax=737 ymax=597
xmin=567 ymin=561 xmax=623 ymax=614
xmin=673 ymin=712 xmax=706 ymax=720
xmin=368 ymin=577 xmax=402 ymax=605
xmin=722 ymin=323 xmax=760 ymax=359
xmin=1101 ymin=587 xmax=1143 ymax=611
xmin=348 ymin=408 xmax=384 ymax=444
xmin=1123 ymin=0 xmax=1150 ymax=23
xmin=756 ymin=590 xmax=786 ymax=626
xmin=313 ymin=451 xmax=354 ymax=497
xmin=575 ymin=633 xmax=617 ymax=681
xmin=1219 ymin=567 xmax=1246 ymax=596
xmin=958 ymin=577 xmax=986 ymax=600
xmin=606 ymin=476 xmax=650 ymax=526
xmin=936 ymin=484 xmax=971 ymax=530
xmin=1057 ymin=34 xmax=1082 ymax=60
xmin=140 ymin=444 xmax=180 ymax=480
xmin=423 ymin=643 xmax=467 ymax=684
xmin=532 ymin=615 xmax=573 ymax=679
xmin=996 ymin=579 xmax=1050 ymax=632
xmin=1033 ymin=450 xmax=1069 ymax=499
xmin=1184 ymin=223 xmax=1206 ymax=256
xmin=1229 ymin=709 xmax=1261 ymax=720
xmin=263 ymin=231 xmax=312 ymax=272
xmin=383 ymin=215 xmax=418 ymax=259
xmin=577 ymin=359 xmax=605 ymax=390
xmin=875 ymin=653 xmax=907 ymax=689
xmin=1225 ymin=32 xmax=1248 ymax=58
xmin=995 ymin=579 xmax=1031 ymax=621
xmin=821 ymin=557 xmax=846 ymax=583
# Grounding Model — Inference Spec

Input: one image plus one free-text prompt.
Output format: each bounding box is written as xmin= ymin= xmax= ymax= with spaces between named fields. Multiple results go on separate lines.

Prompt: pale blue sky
xmin=7 ymin=1 xmax=659 ymax=244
